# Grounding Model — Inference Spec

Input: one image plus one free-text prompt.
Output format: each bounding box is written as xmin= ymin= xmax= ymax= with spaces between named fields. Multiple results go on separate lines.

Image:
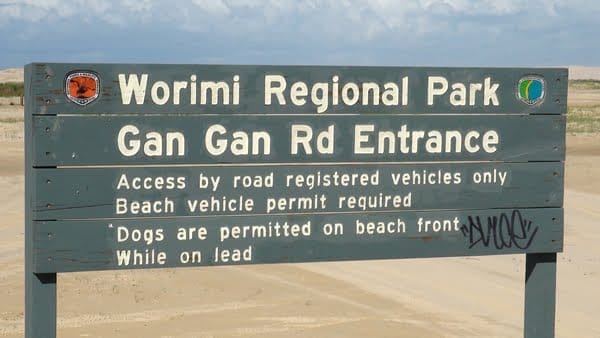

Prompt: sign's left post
xmin=25 ymin=64 xmax=57 ymax=338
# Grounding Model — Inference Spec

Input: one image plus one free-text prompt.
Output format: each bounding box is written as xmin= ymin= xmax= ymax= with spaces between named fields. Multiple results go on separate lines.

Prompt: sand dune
xmin=569 ymin=66 xmax=600 ymax=80
xmin=2 ymin=66 xmax=600 ymax=83
xmin=0 ymin=69 xmax=23 ymax=83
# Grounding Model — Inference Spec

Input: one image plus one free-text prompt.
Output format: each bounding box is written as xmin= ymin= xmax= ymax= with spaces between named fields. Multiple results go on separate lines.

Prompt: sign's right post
xmin=525 ymin=252 xmax=558 ymax=337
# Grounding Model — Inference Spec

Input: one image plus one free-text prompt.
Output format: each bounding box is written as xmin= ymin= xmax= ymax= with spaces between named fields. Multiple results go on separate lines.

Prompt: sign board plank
xmin=33 ymin=208 xmax=563 ymax=273
xmin=33 ymin=162 xmax=563 ymax=220
xmin=33 ymin=115 xmax=565 ymax=166
xmin=28 ymin=63 xmax=567 ymax=115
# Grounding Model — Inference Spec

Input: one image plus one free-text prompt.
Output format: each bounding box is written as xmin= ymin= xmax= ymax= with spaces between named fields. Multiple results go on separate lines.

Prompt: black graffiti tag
xmin=460 ymin=210 xmax=539 ymax=250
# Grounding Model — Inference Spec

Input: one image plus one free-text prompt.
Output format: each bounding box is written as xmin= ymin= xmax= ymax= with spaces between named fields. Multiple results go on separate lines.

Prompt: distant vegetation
xmin=568 ymin=81 xmax=600 ymax=133
xmin=0 ymin=82 xmax=24 ymax=97
xmin=569 ymin=80 xmax=600 ymax=90
xmin=0 ymin=117 xmax=23 ymax=123
xmin=568 ymin=105 xmax=600 ymax=133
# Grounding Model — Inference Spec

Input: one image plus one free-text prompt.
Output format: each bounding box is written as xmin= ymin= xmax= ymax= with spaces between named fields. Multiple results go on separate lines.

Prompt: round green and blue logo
xmin=517 ymin=76 xmax=545 ymax=105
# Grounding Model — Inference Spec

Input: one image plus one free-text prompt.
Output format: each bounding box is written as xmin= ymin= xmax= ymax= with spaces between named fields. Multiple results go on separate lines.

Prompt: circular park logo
xmin=517 ymin=76 xmax=545 ymax=105
xmin=65 ymin=71 xmax=100 ymax=106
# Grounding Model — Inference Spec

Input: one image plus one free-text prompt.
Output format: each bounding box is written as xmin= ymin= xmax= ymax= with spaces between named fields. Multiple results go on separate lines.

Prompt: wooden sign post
xmin=25 ymin=63 xmax=566 ymax=337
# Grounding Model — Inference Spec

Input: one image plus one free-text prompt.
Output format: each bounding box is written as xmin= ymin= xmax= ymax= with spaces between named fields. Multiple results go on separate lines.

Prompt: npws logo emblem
xmin=517 ymin=76 xmax=545 ymax=105
xmin=65 ymin=71 xmax=99 ymax=106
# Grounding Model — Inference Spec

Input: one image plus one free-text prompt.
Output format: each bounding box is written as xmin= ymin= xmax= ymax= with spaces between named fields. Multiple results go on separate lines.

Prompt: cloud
xmin=0 ymin=0 xmax=152 ymax=25
xmin=0 ymin=0 xmax=598 ymax=67
xmin=191 ymin=0 xmax=231 ymax=15
xmin=1 ymin=0 xmax=597 ymax=37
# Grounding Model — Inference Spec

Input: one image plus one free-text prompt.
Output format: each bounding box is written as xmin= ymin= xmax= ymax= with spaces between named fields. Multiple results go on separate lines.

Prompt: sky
xmin=0 ymin=0 xmax=599 ymax=68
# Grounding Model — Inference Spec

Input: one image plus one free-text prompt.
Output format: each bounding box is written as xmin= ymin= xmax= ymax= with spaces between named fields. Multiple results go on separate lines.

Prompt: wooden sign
xmin=25 ymin=63 xmax=566 ymax=337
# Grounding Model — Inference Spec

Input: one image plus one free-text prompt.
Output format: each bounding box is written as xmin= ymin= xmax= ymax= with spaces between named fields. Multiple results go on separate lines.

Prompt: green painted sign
xmin=25 ymin=63 xmax=566 ymax=338
xmin=29 ymin=64 xmax=566 ymax=115
xmin=34 ymin=208 xmax=563 ymax=273
xmin=32 ymin=163 xmax=564 ymax=220
xmin=33 ymin=115 xmax=564 ymax=165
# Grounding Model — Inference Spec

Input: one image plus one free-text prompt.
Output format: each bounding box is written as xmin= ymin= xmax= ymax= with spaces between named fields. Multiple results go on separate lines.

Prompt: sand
xmin=568 ymin=89 xmax=600 ymax=106
xmin=1 ymin=72 xmax=599 ymax=337
xmin=569 ymin=66 xmax=600 ymax=80
xmin=0 ymin=69 xmax=23 ymax=83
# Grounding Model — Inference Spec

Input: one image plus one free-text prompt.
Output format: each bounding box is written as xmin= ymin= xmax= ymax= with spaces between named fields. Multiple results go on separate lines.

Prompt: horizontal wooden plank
xmin=33 ymin=162 xmax=564 ymax=220
xmin=28 ymin=63 xmax=567 ymax=115
xmin=33 ymin=115 xmax=565 ymax=166
xmin=33 ymin=208 xmax=564 ymax=273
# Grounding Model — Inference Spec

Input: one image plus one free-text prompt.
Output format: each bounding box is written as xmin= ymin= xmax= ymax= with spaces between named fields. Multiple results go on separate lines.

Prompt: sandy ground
xmin=1 ymin=75 xmax=599 ymax=337
xmin=569 ymin=65 xmax=600 ymax=80
xmin=568 ymin=89 xmax=600 ymax=106
xmin=0 ymin=69 xmax=23 ymax=83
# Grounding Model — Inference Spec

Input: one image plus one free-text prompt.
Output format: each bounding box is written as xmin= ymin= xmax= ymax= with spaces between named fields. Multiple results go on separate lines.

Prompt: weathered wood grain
xmin=33 ymin=208 xmax=564 ymax=273
xmin=32 ymin=115 xmax=565 ymax=166
xmin=32 ymin=162 xmax=563 ymax=220
xmin=28 ymin=63 xmax=567 ymax=115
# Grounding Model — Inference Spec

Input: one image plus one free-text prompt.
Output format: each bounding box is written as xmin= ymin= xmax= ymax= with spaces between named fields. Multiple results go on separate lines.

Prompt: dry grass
xmin=569 ymin=80 xmax=600 ymax=90
xmin=0 ymin=82 xmax=23 ymax=97
xmin=0 ymin=117 xmax=23 ymax=123
xmin=567 ymin=105 xmax=600 ymax=133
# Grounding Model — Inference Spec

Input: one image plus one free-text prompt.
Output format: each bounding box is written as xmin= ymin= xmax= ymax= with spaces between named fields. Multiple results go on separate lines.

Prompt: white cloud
xmin=0 ymin=0 xmax=598 ymax=67
xmin=0 ymin=0 xmax=146 ymax=25
xmin=1 ymin=0 xmax=597 ymax=37
xmin=192 ymin=0 xmax=231 ymax=15
xmin=122 ymin=0 xmax=153 ymax=13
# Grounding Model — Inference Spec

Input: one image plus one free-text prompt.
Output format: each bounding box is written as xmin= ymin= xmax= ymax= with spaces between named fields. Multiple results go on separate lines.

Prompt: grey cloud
xmin=0 ymin=0 xmax=598 ymax=67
